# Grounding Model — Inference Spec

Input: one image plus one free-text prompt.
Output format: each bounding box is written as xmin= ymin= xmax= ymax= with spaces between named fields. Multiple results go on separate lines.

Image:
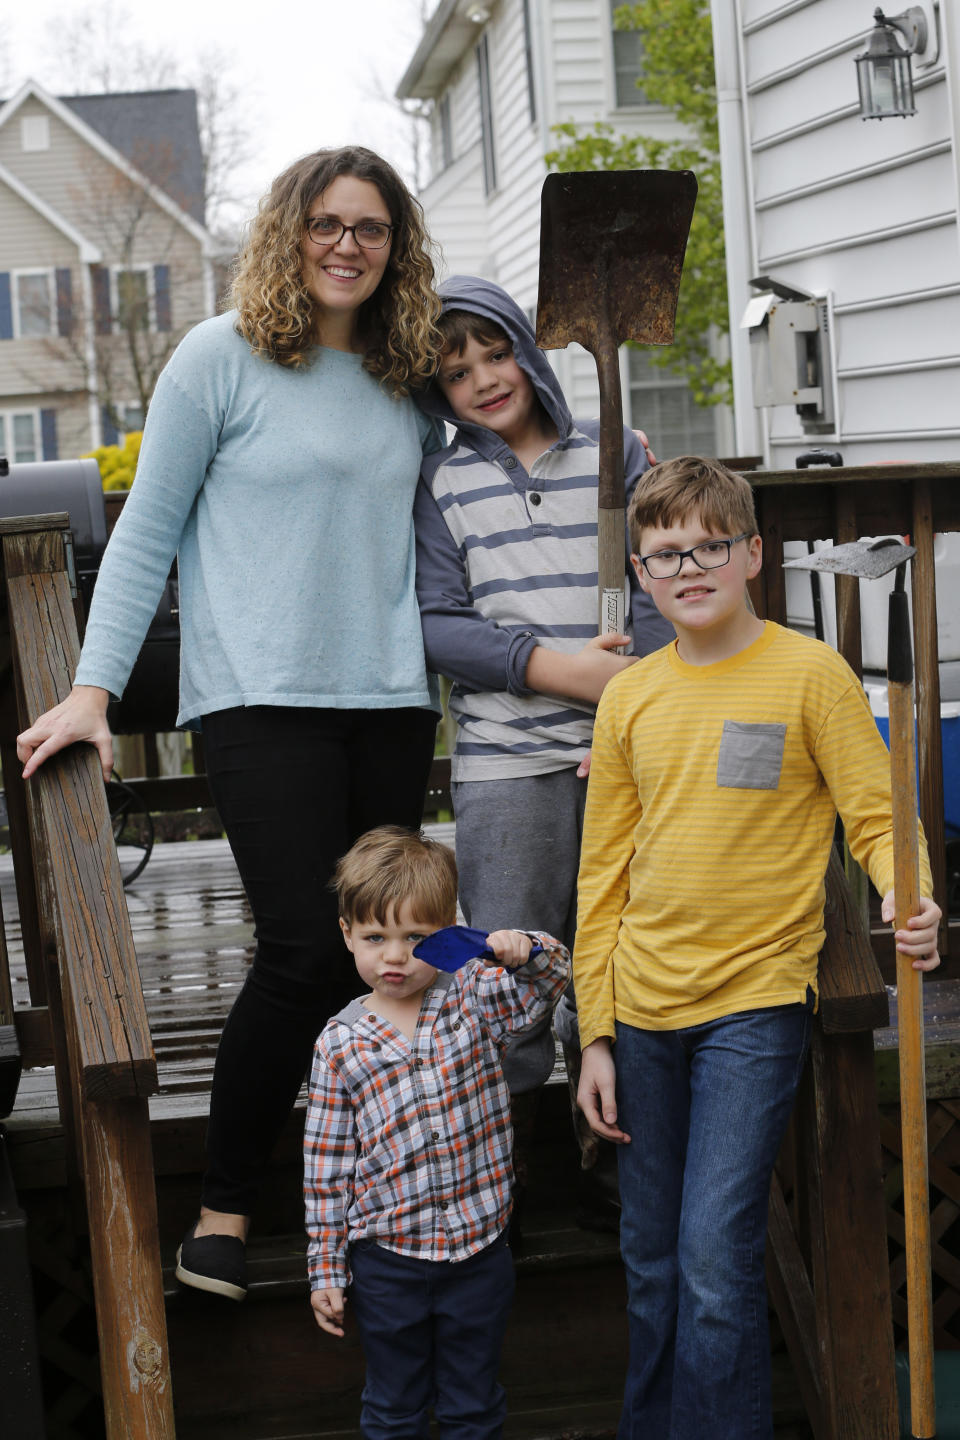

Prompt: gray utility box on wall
xmin=742 ymin=279 xmax=835 ymax=435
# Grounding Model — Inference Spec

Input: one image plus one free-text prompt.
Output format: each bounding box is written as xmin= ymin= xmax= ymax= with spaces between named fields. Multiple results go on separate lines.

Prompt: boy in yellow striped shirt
xmin=573 ymin=455 xmax=941 ymax=1439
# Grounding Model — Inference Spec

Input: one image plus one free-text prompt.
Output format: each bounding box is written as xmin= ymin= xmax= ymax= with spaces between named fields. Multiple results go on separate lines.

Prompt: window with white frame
xmin=14 ymin=270 xmax=54 ymax=338
xmin=610 ymin=0 xmax=647 ymax=106
xmin=628 ymin=349 xmax=719 ymax=459
xmin=113 ymin=265 xmax=152 ymax=332
xmin=0 ymin=410 xmax=40 ymax=463
xmin=21 ymin=115 xmax=50 ymax=151
xmin=118 ymin=402 xmax=145 ymax=439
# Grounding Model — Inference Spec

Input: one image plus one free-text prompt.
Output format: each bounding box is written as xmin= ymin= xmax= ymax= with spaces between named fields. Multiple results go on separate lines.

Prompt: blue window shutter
xmin=101 ymin=406 xmax=118 ymax=447
xmin=92 ymin=265 xmax=111 ymax=335
xmin=0 ymin=273 xmax=12 ymax=340
xmin=41 ymin=409 xmax=58 ymax=460
xmin=56 ymin=268 xmax=74 ymax=336
xmin=153 ymin=265 xmax=171 ymax=332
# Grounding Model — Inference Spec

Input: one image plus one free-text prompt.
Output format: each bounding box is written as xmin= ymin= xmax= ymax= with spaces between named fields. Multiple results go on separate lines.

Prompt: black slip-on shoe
xmin=175 ymin=1224 xmax=247 ymax=1302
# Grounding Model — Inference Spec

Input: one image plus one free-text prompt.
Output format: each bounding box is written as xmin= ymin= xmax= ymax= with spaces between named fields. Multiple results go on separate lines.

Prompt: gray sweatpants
xmin=451 ymin=768 xmax=587 ymax=1094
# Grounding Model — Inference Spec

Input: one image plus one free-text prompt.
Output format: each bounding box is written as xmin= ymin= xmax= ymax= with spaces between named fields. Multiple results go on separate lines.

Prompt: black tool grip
xmin=887 ymin=587 xmax=913 ymax=685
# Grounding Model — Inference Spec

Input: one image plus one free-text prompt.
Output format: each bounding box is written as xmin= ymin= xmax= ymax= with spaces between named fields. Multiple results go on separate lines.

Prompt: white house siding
xmin=714 ymin=0 xmax=960 ymax=464
xmin=422 ymin=2 xmax=546 ymax=307
xmin=552 ymin=0 xmax=612 ymax=120
xmin=425 ymin=151 xmax=492 ymax=278
xmin=483 ymin=3 xmax=545 ymax=305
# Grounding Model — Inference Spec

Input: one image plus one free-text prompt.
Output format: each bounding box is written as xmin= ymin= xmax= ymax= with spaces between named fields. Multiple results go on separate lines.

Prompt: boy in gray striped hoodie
xmin=413 ymin=276 xmax=674 ymax=1227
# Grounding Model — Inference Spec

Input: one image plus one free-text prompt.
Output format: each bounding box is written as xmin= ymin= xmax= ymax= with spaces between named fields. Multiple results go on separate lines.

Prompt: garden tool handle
xmin=595 ymin=313 xmax=626 ymax=637
xmin=889 ymin=582 xmax=936 ymax=1440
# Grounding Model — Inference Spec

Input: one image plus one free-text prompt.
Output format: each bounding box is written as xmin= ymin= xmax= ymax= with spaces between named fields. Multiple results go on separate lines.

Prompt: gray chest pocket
xmin=716 ymin=720 xmax=787 ymax=790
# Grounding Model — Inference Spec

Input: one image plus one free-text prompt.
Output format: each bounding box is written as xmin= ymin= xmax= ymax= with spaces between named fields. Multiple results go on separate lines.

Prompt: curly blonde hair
xmin=231 ymin=147 xmax=442 ymax=395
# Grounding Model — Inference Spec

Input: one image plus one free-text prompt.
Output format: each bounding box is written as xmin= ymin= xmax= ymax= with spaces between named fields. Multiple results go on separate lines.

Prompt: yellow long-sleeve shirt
xmin=574 ymin=621 xmax=933 ymax=1044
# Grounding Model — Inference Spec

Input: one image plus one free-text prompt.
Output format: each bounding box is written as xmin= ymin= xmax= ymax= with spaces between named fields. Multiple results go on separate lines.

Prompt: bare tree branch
xmin=35 ymin=3 xmax=255 ymax=230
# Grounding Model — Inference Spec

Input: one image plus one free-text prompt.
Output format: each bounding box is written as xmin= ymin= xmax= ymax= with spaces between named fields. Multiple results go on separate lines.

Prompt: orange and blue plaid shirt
xmin=304 ymin=934 xmax=570 ymax=1291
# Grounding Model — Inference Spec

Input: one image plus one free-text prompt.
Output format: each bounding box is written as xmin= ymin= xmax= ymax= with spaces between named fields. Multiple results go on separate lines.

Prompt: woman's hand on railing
xmin=17 ymin=685 xmax=114 ymax=784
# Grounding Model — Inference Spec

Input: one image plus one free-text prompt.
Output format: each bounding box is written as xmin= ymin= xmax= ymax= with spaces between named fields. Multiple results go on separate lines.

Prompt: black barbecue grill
xmin=0 ymin=456 xmax=180 ymax=733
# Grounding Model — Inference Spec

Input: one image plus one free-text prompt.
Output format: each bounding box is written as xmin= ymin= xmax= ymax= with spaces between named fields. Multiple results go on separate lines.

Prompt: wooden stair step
xmin=162 ymin=1219 xmax=623 ymax=1302
xmin=163 ymin=1219 xmax=627 ymax=1440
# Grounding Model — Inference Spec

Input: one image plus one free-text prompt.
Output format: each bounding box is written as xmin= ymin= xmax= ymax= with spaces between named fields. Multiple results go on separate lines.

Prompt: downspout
xmin=940 ymin=0 xmax=960 ymax=269
xmin=711 ymin=0 xmax=765 ymax=459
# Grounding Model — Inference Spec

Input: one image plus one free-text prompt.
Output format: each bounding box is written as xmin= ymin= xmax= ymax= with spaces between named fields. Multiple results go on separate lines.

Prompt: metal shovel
xmin=786 ymin=537 xmax=935 ymax=1439
xmin=536 ymin=169 xmax=697 ymax=634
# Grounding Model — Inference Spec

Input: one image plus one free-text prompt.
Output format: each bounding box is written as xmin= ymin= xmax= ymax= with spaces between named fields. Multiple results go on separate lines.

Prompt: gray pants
xmin=451 ymin=768 xmax=587 ymax=1094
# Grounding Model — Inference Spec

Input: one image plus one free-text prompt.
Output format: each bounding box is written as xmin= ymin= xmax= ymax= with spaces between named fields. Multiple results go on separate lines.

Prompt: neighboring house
xmin=397 ymin=0 xmax=735 ymax=459
xmin=0 ymin=80 xmax=222 ymax=463
xmin=710 ymin=0 xmax=960 ymax=466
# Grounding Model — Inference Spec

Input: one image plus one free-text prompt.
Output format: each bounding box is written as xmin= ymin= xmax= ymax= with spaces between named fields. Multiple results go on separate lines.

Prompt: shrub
xmin=84 ymin=431 xmax=142 ymax=491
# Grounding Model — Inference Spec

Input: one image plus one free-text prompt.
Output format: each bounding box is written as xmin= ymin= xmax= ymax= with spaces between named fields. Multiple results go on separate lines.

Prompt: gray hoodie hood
xmin=416 ymin=274 xmax=574 ymax=461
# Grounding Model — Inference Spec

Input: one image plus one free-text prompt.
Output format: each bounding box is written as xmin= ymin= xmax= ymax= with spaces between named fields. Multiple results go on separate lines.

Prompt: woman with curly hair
xmin=17 ymin=146 xmax=445 ymax=1300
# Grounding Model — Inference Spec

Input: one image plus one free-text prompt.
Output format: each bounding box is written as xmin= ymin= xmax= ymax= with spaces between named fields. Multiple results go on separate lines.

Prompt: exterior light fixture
xmin=855 ymin=6 xmax=929 ymax=118
xmin=465 ymin=5 xmax=491 ymax=22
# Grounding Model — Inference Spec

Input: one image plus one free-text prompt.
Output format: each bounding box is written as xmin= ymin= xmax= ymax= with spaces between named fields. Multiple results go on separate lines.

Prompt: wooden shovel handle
xmin=595 ymin=323 xmax=626 ymax=635
xmin=890 ymin=674 xmax=936 ymax=1439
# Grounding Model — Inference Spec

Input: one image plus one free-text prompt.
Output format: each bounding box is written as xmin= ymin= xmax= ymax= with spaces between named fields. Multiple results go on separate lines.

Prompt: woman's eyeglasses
xmin=305 ymin=217 xmax=394 ymax=250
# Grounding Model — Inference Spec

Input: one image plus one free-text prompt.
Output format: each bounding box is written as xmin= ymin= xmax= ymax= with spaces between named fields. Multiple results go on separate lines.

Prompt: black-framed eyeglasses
xmin=305 ymin=216 xmax=394 ymax=250
xmin=638 ymin=533 xmax=751 ymax=580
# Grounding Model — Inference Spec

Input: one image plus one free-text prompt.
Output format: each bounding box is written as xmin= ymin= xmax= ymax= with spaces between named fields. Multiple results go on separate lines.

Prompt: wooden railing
xmin=0 ymin=516 xmax=174 ymax=1438
xmin=751 ymin=461 xmax=960 ymax=1440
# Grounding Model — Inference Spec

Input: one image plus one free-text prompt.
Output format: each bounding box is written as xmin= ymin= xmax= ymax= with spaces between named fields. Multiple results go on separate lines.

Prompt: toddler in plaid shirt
xmin=304 ymin=825 xmax=570 ymax=1440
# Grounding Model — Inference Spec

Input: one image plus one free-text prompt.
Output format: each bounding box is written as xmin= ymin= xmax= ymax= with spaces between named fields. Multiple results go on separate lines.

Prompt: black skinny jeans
xmin=200 ymin=704 xmax=437 ymax=1216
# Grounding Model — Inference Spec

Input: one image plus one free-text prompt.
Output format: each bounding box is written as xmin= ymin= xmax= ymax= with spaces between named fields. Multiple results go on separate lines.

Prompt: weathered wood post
xmin=0 ymin=516 xmax=175 ymax=1439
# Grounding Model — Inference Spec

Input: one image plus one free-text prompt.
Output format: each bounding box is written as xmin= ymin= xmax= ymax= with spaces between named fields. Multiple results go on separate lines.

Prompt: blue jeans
xmin=614 ymin=1003 xmax=812 ymax=1440
xmin=348 ymin=1235 xmax=515 ymax=1440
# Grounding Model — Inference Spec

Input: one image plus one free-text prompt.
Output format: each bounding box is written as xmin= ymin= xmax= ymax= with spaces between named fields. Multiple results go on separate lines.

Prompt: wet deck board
xmin=4 ymin=826 xmax=462 ymax=1138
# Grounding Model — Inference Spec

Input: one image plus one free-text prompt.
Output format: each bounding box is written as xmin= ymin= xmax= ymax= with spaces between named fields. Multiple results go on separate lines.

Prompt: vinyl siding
xmin=717 ymin=0 xmax=960 ymax=462
xmin=0 ymin=186 xmax=83 ymax=395
xmin=0 ymin=90 xmax=213 ymax=452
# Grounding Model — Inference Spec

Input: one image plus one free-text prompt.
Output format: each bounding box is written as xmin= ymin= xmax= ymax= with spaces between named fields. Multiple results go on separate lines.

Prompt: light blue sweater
xmin=75 ymin=311 xmax=439 ymax=726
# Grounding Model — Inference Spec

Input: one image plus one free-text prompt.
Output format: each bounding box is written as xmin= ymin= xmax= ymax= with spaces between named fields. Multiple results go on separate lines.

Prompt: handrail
xmin=2 ymin=518 xmax=156 ymax=1098
xmin=748 ymin=461 xmax=959 ymax=964
xmin=0 ymin=515 xmax=174 ymax=1438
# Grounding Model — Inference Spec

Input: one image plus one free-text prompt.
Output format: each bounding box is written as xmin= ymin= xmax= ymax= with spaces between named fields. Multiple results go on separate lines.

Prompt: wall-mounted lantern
xmin=854 ymin=5 xmax=938 ymax=118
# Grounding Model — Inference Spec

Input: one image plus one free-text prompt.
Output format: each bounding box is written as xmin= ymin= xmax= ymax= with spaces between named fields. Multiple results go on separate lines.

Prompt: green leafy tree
xmin=545 ymin=0 xmax=730 ymax=406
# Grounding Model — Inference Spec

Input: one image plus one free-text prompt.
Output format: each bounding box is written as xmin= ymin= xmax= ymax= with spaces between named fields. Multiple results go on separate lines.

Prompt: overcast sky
xmin=1 ymin=0 xmax=432 ymax=224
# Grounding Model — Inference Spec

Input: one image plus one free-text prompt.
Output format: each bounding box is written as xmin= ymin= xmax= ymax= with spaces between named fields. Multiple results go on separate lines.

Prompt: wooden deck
xmin=6 ymin=828 xmax=461 ymax=1173
xmin=5 ymin=830 xmax=813 ymax=1439
xmin=7 ymin=838 xmax=255 ymax=1151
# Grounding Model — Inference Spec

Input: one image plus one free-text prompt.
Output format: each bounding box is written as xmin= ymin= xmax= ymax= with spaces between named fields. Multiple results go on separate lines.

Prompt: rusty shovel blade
xmin=784 ymin=536 xmax=916 ymax=580
xmin=536 ymin=170 xmax=698 ymax=354
xmin=536 ymin=170 xmax=697 ymax=635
